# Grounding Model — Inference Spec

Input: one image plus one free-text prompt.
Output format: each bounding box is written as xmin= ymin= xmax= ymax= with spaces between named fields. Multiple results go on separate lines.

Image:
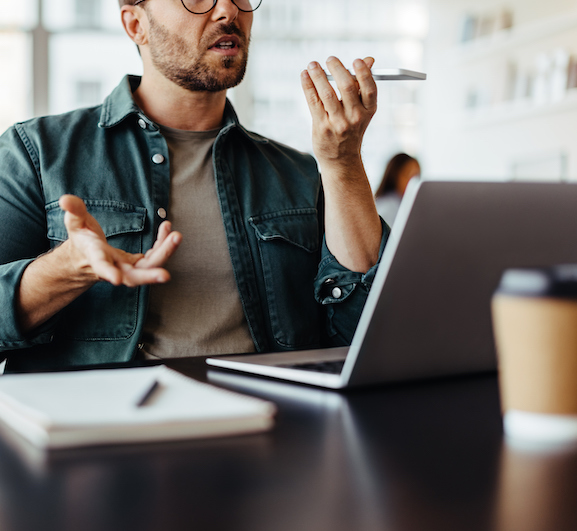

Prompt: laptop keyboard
xmin=279 ymin=360 xmax=345 ymax=374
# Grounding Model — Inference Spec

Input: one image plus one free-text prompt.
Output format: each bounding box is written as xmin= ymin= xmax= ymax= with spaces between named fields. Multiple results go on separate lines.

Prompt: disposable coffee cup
xmin=492 ymin=265 xmax=577 ymax=447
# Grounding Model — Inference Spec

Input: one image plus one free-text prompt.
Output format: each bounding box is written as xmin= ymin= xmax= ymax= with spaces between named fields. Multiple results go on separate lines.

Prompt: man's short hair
xmin=118 ymin=0 xmax=136 ymax=7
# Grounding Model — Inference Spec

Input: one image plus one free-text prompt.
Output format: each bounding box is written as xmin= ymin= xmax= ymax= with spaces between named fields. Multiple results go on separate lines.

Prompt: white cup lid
xmin=504 ymin=410 xmax=577 ymax=450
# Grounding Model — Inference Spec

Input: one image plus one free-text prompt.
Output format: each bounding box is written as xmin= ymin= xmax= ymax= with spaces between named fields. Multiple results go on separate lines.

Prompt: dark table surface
xmin=0 ymin=357 xmax=576 ymax=531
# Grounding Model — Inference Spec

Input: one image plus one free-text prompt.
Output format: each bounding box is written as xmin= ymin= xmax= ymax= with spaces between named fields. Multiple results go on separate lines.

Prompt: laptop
xmin=207 ymin=179 xmax=577 ymax=388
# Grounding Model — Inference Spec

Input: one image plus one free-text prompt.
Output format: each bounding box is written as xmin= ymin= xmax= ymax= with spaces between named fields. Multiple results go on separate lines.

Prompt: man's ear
xmin=120 ymin=5 xmax=149 ymax=46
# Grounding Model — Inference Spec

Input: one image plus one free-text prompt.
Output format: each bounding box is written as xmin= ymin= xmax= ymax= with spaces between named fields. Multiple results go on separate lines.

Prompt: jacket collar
xmin=98 ymin=75 xmax=267 ymax=144
xmin=98 ymin=75 xmax=142 ymax=129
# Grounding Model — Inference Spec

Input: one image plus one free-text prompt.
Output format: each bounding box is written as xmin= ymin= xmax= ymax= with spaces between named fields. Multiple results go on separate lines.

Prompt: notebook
xmin=207 ymin=179 xmax=577 ymax=388
xmin=0 ymin=365 xmax=275 ymax=449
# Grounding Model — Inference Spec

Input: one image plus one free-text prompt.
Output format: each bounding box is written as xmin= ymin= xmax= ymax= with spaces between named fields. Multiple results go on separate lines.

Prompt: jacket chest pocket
xmin=250 ymin=209 xmax=321 ymax=349
xmin=46 ymin=200 xmax=147 ymax=341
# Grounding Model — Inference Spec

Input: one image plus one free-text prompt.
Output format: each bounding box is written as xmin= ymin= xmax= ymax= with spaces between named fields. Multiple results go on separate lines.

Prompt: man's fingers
xmin=89 ymin=258 xmax=124 ymax=286
xmin=90 ymin=248 xmax=170 ymax=287
xmin=93 ymin=260 xmax=170 ymax=288
xmin=137 ymin=230 xmax=182 ymax=269
xmin=300 ymin=68 xmax=327 ymax=124
xmin=60 ymin=194 xmax=107 ymax=240
xmin=60 ymin=195 xmax=90 ymax=232
xmin=58 ymin=195 xmax=178 ymax=287
xmin=303 ymin=56 xmax=377 ymax=121
xmin=304 ymin=61 xmax=342 ymax=117
xmin=144 ymin=221 xmax=171 ymax=258
xmin=353 ymin=58 xmax=378 ymax=112
xmin=325 ymin=56 xmax=362 ymax=109
xmin=119 ymin=263 xmax=171 ymax=287
xmin=59 ymin=194 xmax=88 ymax=217
xmin=156 ymin=220 xmax=172 ymax=243
xmin=363 ymin=56 xmax=375 ymax=70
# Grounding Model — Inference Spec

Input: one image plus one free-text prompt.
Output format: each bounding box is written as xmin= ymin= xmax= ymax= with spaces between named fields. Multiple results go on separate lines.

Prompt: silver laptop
xmin=207 ymin=179 xmax=577 ymax=388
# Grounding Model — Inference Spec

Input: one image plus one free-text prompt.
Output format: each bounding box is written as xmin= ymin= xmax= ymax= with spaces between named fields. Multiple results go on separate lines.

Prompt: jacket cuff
xmin=314 ymin=218 xmax=390 ymax=304
xmin=0 ymin=259 xmax=58 ymax=351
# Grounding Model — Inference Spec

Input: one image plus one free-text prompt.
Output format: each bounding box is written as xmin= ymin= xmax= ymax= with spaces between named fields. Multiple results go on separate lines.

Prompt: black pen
xmin=136 ymin=379 xmax=160 ymax=407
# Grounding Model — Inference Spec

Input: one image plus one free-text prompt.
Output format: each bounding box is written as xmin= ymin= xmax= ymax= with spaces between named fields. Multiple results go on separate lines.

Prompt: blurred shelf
xmin=252 ymin=30 xmax=411 ymax=42
xmin=464 ymin=88 xmax=577 ymax=128
xmin=450 ymin=9 xmax=577 ymax=64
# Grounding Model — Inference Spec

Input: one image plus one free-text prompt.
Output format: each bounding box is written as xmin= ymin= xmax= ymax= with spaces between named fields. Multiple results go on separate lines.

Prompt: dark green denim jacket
xmin=0 ymin=76 xmax=388 ymax=372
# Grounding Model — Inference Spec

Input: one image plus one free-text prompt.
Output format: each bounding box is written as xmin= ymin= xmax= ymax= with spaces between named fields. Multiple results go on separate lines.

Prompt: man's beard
xmin=147 ymin=17 xmax=249 ymax=92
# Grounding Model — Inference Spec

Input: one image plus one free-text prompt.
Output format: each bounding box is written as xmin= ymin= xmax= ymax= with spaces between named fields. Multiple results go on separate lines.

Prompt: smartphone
xmin=326 ymin=68 xmax=427 ymax=81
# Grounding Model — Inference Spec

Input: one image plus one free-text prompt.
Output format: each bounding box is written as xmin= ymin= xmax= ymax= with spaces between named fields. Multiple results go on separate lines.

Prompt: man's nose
xmin=211 ymin=0 xmax=240 ymax=22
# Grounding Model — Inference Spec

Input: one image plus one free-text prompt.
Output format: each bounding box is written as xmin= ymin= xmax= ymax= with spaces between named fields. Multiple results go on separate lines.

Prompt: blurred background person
xmin=374 ymin=153 xmax=421 ymax=226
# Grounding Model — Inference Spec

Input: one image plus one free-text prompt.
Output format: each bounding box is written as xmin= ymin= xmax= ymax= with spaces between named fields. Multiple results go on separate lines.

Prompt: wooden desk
xmin=0 ymin=358 xmax=576 ymax=531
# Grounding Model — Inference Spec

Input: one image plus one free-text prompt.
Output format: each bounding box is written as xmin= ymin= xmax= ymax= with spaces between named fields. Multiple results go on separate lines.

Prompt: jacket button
xmin=138 ymin=118 xmax=147 ymax=129
xmin=152 ymin=153 xmax=165 ymax=164
xmin=157 ymin=208 xmax=167 ymax=219
xmin=331 ymin=287 xmax=342 ymax=299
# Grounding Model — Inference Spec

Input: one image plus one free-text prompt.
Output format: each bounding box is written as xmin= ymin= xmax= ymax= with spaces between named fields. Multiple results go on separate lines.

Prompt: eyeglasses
xmin=133 ymin=0 xmax=262 ymax=15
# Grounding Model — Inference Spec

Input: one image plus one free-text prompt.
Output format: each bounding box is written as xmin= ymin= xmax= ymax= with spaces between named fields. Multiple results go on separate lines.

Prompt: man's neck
xmin=133 ymin=70 xmax=227 ymax=132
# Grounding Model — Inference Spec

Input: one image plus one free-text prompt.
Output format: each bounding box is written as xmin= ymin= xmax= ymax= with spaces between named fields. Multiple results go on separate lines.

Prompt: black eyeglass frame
xmin=133 ymin=0 xmax=262 ymax=15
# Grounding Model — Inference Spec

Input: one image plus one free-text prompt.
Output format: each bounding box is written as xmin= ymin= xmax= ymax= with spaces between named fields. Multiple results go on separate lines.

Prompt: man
xmin=0 ymin=0 xmax=387 ymax=372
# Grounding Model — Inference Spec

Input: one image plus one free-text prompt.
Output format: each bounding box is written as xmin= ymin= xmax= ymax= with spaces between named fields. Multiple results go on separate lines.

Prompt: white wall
xmin=422 ymin=0 xmax=577 ymax=180
xmin=0 ymin=33 xmax=31 ymax=130
xmin=49 ymin=32 xmax=142 ymax=114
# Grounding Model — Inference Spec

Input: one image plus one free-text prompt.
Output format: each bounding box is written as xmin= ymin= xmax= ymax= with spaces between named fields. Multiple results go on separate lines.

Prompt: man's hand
xmin=60 ymin=194 xmax=181 ymax=287
xmin=301 ymin=56 xmax=377 ymax=172
xmin=16 ymin=195 xmax=182 ymax=333
xmin=300 ymin=57 xmax=382 ymax=273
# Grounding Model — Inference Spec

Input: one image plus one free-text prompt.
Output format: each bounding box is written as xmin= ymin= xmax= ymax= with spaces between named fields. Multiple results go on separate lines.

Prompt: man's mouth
xmin=215 ymin=41 xmax=235 ymax=50
xmin=210 ymin=35 xmax=241 ymax=51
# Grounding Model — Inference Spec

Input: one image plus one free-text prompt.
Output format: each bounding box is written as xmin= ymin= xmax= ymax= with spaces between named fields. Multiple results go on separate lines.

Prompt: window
xmin=0 ymin=0 xmax=37 ymax=131
xmin=1 ymin=0 xmax=429 ymax=188
xmin=75 ymin=0 xmax=101 ymax=29
xmin=75 ymin=80 xmax=102 ymax=107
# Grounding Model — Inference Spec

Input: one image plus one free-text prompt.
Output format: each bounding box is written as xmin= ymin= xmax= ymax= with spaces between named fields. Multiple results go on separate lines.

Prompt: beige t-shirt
xmin=141 ymin=125 xmax=255 ymax=358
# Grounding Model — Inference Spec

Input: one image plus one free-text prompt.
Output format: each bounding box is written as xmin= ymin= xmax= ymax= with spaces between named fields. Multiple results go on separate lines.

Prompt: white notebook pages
xmin=0 ymin=365 xmax=276 ymax=449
